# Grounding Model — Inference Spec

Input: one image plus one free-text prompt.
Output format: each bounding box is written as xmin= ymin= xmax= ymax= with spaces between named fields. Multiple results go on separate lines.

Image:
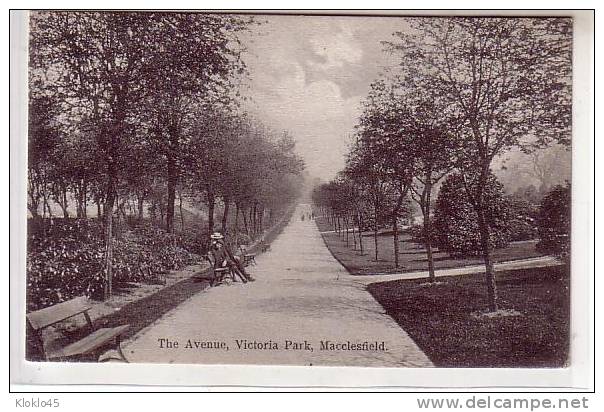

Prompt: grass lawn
xmin=367 ymin=265 xmax=570 ymax=367
xmin=315 ymin=216 xmax=545 ymax=275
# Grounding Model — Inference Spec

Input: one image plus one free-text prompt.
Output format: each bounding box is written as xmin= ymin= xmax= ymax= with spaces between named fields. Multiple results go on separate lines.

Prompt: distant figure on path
xmin=209 ymin=232 xmax=255 ymax=283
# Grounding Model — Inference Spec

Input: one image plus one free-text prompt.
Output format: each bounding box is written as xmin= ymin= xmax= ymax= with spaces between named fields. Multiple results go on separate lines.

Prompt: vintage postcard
xmin=10 ymin=9 xmax=593 ymax=389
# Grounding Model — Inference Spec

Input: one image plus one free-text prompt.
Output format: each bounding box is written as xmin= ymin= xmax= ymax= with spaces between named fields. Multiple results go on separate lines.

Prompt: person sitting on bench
xmin=209 ymin=232 xmax=255 ymax=283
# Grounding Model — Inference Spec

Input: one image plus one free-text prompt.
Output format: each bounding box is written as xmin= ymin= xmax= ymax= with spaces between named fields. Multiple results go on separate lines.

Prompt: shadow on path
xmin=94 ymin=272 xmax=211 ymax=341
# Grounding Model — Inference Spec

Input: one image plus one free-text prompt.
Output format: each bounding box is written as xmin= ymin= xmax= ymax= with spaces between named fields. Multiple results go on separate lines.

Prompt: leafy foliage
xmin=27 ymin=218 xmax=200 ymax=311
xmin=433 ymin=173 xmax=511 ymax=257
xmin=28 ymin=12 xmax=304 ymax=303
xmin=536 ymin=184 xmax=571 ymax=261
xmin=409 ymin=224 xmax=438 ymax=245
xmin=506 ymin=195 xmax=539 ymax=241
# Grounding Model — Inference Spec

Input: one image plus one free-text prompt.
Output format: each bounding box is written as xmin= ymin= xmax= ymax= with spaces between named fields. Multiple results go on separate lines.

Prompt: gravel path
xmin=349 ymin=256 xmax=561 ymax=285
xmin=123 ymin=204 xmax=433 ymax=367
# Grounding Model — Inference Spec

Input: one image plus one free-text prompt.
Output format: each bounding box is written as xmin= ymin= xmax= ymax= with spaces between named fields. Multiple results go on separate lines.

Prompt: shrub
xmin=180 ymin=229 xmax=209 ymax=255
xmin=409 ymin=223 xmax=438 ymax=245
xmin=536 ymin=183 xmax=570 ymax=261
xmin=27 ymin=219 xmax=106 ymax=309
xmin=433 ymin=173 xmax=511 ymax=257
xmin=506 ymin=195 xmax=539 ymax=241
xmin=27 ymin=218 xmax=201 ymax=311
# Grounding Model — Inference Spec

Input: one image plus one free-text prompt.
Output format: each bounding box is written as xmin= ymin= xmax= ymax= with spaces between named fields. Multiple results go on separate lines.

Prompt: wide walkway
xmin=123 ymin=204 xmax=432 ymax=367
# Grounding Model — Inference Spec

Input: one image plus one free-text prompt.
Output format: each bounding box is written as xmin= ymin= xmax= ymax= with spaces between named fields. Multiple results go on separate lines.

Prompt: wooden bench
xmin=26 ymin=296 xmax=130 ymax=363
xmin=201 ymin=255 xmax=232 ymax=286
xmin=238 ymin=245 xmax=257 ymax=267
xmin=212 ymin=267 xmax=235 ymax=286
xmin=242 ymin=254 xmax=256 ymax=266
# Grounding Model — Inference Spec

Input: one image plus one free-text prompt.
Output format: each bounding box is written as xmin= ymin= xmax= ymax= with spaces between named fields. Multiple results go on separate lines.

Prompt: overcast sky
xmin=241 ymin=14 xmax=410 ymax=181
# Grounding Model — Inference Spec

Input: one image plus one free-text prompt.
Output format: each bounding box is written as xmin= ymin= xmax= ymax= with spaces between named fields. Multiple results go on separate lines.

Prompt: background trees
xmin=140 ymin=13 xmax=251 ymax=234
xmin=352 ymin=80 xmax=415 ymax=264
xmin=536 ymin=183 xmax=571 ymax=262
xmin=28 ymin=12 xmax=304 ymax=301
xmin=387 ymin=17 xmax=572 ymax=311
xmin=27 ymin=94 xmax=62 ymax=219
xmin=315 ymin=16 xmax=571 ymax=313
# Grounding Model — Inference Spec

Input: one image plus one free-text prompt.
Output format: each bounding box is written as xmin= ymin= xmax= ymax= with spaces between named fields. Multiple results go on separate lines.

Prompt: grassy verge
xmin=94 ymin=275 xmax=211 ymax=342
xmin=315 ymin=216 xmax=544 ymax=275
xmin=367 ymin=265 xmax=570 ymax=367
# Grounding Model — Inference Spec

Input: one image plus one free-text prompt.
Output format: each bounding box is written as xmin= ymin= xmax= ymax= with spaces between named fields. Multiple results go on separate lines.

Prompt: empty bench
xmin=26 ymin=296 xmax=130 ymax=363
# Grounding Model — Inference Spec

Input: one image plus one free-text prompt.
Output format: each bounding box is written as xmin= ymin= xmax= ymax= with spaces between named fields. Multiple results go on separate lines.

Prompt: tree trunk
xmin=259 ymin=206 xmax=264 ymax=231
xmin=137 ymin=194 xmax=144 ymax=221
xmin=43 ymin=194 xmax=52 ymax=218
xmin=393 ymin=215 xmax=400 ymax=268
xmin=115 ymin=198 xmax=127 ymax=238
xmin=222 ymin=196 xmax=230 ymax=234
xmin=96 ymin=198 xmax=102 ymax=220
xmin=103 ymin=173 xmax=116 ymax=301
xmin=242 ymin=207 xmax=249 ymax=235
xmin=373 ymin=205 xmax=379 ymax=261
xmin=423 ymin=178 xmax=436 ymax=282
xmin=54 ymin=184 xmax=69 ymax=218
xmin=28 ymin=202 xmax=40 ymax=219
xmin=207 ymin=190 xmax=215 ymax=236
xmin=159 ymin=203 xmax=165 ymax=226
xmin=62 ymin=187 xmax=68 ymax=218
xmin=235 ymin=203 xmax=240 ymax=230
xmin=166 ymin=153 xmax=177 ymax=233
xmin=345 ymin=216 xmax=349 ymax=247
xmin=28 ymin=183 xmax=41 ymax=218
xmin=81 ymin=180 xmax=88 ymax=218
xmin=351 ymin=214 xmax=358 ymax=250
xmin=424 ymin=211 xmax=436 ymax=282
xmin=252 ymin=203 xmax=257 ymax=234
xmin=469 ymin=162 xmax=499 ymax=312
xmin=478 ymin=207 xmax=498 ymax=311
xmin=179 ymin=193 xmax=185 ymax=232
xmin=358 ymin=211 xmax=364 ymax=255
xmin=75 ymin=182 xmax=83 ymax=218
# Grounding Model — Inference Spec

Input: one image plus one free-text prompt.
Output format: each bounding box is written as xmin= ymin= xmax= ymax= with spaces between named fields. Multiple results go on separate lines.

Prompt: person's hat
xmin=210 ymin=232 xmax=224 ymax=240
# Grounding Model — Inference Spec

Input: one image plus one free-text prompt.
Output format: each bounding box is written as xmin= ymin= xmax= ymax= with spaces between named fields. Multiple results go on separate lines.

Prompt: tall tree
xmin=142 ymin=13 xmax=252 ymax=233
xmin=354 ymin=79 xmax=415 ymax=266
xmin=27 ymin=93 xmax=61 ymax=219
xmin=390 ymin=86 xmax=458 ymax=281
xmin=31 ymin=12 xmax=160 ymax=299
xmin=389 ymin=17 xmax=572 ymax=311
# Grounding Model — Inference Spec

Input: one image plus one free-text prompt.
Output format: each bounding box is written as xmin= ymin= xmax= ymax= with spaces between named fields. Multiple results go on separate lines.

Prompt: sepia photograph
xmin=11 ymin=8 xmax=592 ymax=388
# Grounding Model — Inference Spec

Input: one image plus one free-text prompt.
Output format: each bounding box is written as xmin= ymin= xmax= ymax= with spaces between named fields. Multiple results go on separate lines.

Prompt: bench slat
xmin=47 ymin=325 xmax=130 ymax=360
xmin=27 ymin=297 xmax=91 ymax=330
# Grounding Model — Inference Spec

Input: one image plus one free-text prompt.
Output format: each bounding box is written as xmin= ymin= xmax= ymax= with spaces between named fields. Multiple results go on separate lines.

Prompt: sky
xmin=241 ymin=14 xmax=411 ymax=181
